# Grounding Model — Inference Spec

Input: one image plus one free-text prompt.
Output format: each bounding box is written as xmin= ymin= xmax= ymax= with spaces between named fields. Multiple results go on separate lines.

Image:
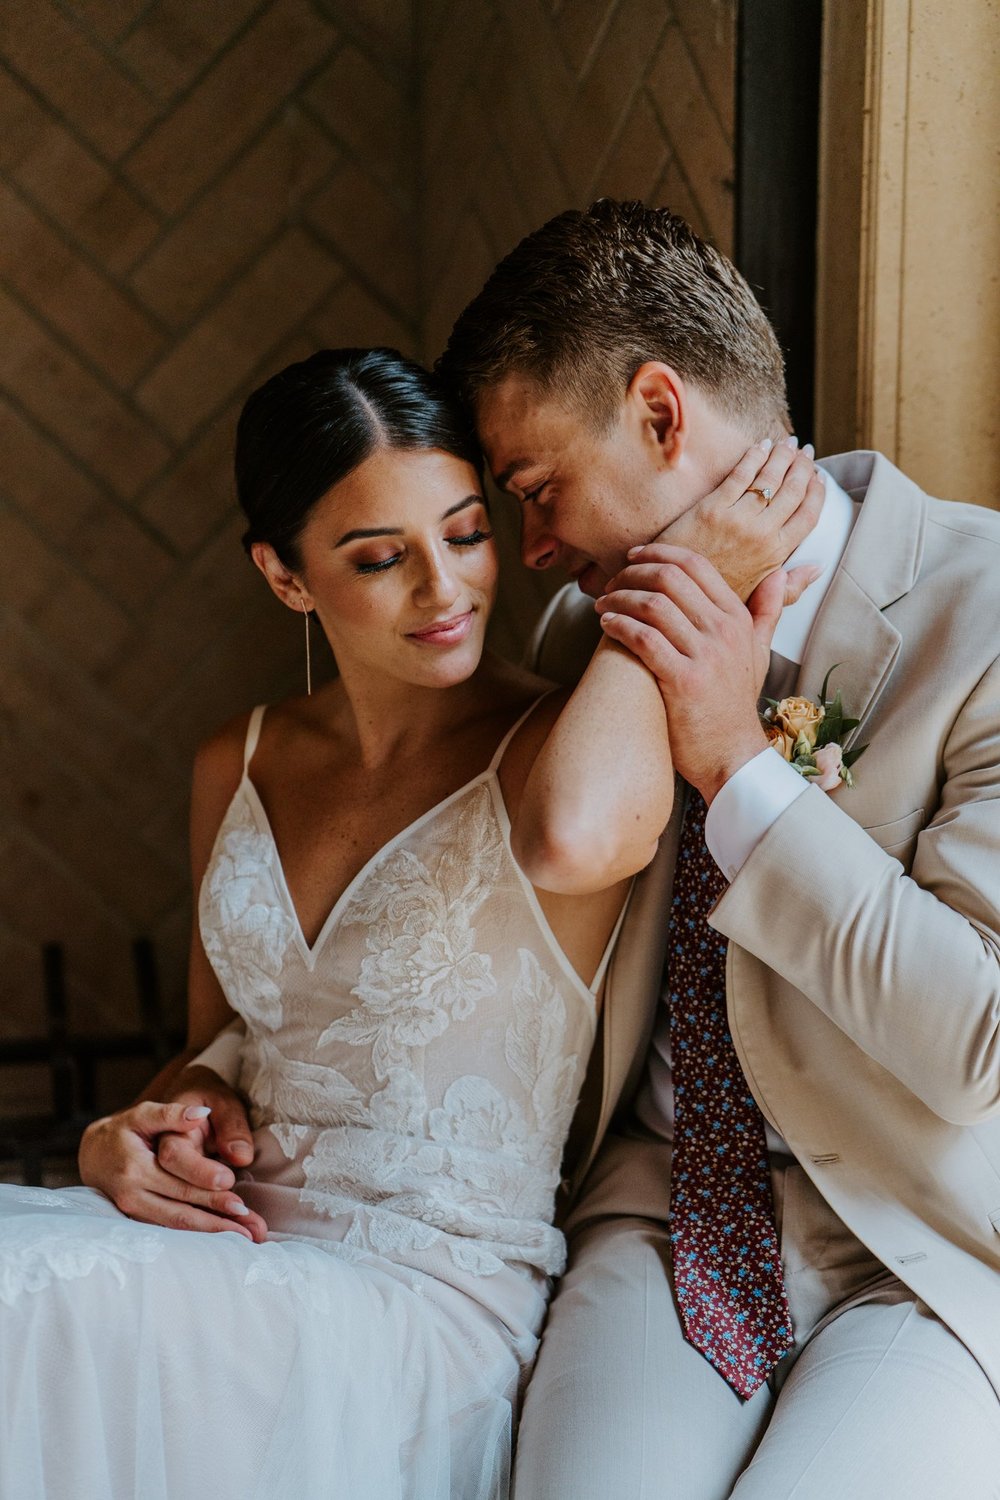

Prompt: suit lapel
xmin=793 ymin=570 xmax=901 ymax=747
xmin=794 ymin=452 xmax=928 ymax=745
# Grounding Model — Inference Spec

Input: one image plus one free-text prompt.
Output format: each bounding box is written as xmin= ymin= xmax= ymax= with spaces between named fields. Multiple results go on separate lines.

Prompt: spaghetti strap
xmin=243 ymin=704 xmax=267 ymax=774
xmin=487 ymin=690 xmax=558 ymax=775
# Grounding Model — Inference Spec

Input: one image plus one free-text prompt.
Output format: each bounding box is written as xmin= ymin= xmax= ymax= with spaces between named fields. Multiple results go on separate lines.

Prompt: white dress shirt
xmin=632 ymin=467 xmax=860 ymax=1145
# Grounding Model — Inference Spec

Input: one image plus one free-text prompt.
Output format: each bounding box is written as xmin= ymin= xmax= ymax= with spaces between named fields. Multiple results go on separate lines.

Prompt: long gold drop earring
xmin=301 ymin=599 xmax=312 ymax=696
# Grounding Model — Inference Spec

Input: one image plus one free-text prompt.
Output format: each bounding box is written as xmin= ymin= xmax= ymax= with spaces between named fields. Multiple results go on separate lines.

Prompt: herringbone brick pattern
xmin=0 ymin=0 xmax=419 ymax=1094
xmin=0 ymin=0 xmax=735 ymax=1108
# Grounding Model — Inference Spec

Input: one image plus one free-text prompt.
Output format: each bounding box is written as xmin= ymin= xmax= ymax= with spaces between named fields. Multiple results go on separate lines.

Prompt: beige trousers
xmin=514 ymin=1135 xmax=1000 ymax=1499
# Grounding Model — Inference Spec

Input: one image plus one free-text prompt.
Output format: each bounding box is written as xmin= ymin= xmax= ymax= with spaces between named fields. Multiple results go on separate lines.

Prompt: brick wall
xmin=0 ymin=0 xmax=735 ymax=1106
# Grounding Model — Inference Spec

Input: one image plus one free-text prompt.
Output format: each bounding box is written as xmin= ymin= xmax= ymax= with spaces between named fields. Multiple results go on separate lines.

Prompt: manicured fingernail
xmin=600 ymin=611 xmax=618 ymax=621
xmin=227 ymin=1199 xmax=250 ymax=1216
xmin=760 ymin=437 xmax=773 ymax=451
xmin=213 ymin=1172 xmax=230 ymax=1189
xmin=594 ymin=595 xmax=607 ymax=608
xmin=803 ymin=442 xmax=815 ymax=458
xmin=785 ymin=434 xmax=799 ymax=448
xmin=184 ymin=1105 xmax=211 ymax=1119
xmin=230 ymin=1141 xmax=253 ymax=1160
xmin=627 ymin=545 xmax=644 ymax=557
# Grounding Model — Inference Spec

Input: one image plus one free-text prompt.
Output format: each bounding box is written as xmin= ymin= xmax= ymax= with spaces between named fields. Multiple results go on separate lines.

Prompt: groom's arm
xmin=597 ymin=547 xmax=1000 ymax=1125
xmin=708 ymin=651 xmax=1000 ymax=1125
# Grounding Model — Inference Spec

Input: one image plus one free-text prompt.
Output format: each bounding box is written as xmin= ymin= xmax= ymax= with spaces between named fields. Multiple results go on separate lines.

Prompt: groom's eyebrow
xmin=495 ymin=459 xmax=532 ymax=491
xmin=335 ymin=495 xmax=483 ymax=547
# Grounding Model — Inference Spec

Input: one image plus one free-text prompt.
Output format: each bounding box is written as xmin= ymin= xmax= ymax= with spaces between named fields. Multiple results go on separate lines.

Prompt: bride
xmin=0 ymin=348 xmax=815 ymax=1499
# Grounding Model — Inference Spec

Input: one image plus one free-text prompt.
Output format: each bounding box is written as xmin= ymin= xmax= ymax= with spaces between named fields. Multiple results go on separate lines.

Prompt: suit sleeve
xmin=525 ymin=584 xmax=603 ymax=685
xmin=189 ymin=1018 xmax=245 ymax=1087
xmin=710 ymin=652 xmax=1000 ymax=1126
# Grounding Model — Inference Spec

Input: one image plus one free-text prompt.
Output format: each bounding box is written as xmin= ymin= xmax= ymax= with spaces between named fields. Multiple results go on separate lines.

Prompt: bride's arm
xmin=508 ymin=640 xmax=671 ymax=893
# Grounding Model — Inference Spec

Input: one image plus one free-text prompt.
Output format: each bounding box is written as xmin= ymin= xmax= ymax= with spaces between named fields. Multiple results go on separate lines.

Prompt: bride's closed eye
xmin=354 ymin=527 xmax=495 ymax=576
xmin=446 ymin=526 xmax=494 ymax=548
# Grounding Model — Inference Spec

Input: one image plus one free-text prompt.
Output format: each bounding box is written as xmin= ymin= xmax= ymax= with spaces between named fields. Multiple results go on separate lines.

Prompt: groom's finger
xmin=203 ymin=1091 xmax=255 ymax=1169
xmin=783 ymin=564 xmax=823 ymax=608
xmin=158 ymin=1129 xmax=235 ymax=1192
xmin=746 ymin=569 xmax=788 ymax=653
xmin=598 ymin=609 xmax=686 ymax=682
xmin=606 ymin=548 xmax=737 ymax=613
xmin=596 ymin=588 xmax=702 ymax=654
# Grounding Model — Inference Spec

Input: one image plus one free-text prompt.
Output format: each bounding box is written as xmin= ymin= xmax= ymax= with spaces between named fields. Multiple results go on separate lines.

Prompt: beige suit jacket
xmin=533 ymin=452 xmax=1000 ymax=1396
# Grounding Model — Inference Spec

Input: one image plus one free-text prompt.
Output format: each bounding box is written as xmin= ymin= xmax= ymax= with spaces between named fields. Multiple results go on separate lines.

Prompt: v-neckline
xmin=239 ymin=769 xmax=495 ymax=971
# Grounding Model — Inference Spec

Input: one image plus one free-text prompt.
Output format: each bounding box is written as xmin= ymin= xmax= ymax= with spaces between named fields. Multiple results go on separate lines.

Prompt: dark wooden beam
xmin=736 ymin=0 xmax=823 ymax=437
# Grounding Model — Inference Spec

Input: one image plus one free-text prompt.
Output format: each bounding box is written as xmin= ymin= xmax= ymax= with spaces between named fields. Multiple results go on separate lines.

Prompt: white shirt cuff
xmin=705 ymin=748 xmax=810 ymax=880
xmin=189 ymin=1019 xmax=245 ymax=1087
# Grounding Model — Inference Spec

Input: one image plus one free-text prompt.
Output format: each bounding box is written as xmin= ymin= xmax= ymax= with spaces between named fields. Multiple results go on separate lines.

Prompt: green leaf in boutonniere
xmin=761 ymin=667 xmax=869 ymax=790
xmin=818 ymin=662 xmax=843 ymax=707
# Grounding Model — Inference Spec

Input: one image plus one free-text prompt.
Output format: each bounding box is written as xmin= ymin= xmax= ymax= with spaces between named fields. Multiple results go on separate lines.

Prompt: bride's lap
xmin=0 ymin=1183 xmax=520 ymax=1500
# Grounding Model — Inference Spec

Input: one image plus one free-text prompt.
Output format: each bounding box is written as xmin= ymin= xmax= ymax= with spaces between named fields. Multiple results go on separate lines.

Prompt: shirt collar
xmin=770 ymin=464 xmax=859 ymax=666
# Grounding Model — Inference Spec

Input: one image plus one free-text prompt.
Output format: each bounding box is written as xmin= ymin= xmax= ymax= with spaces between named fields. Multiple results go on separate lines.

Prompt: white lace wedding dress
xmin=0 ymin=703 xmax=624 ymax=1500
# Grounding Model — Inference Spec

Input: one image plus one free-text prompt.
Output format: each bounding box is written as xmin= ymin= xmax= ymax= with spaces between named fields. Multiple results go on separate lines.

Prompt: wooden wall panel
xmin=0 ymin=0 xmax=735 ymax=1112
xmin=0 ymin=0 xmax=419 ymax=1097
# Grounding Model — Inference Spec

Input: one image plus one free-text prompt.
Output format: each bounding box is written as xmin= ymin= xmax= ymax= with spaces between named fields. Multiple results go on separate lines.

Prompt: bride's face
xmin=294 ymin=446 xmax=498 ymax=690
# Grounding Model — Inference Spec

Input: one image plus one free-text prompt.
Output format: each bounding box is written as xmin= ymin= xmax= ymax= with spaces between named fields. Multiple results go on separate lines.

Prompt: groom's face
xmin=476 ymin=373 xmax=676 ymax=598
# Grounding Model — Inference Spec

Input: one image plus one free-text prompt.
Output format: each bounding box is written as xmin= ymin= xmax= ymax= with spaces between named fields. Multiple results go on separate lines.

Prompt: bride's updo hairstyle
xmin=236 ymin=347 xmax=483 ymax=569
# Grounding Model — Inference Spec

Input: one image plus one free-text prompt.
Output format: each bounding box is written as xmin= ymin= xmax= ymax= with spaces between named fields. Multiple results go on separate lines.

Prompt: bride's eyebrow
xmin=335 ymin=495 xmax=485 ymax=548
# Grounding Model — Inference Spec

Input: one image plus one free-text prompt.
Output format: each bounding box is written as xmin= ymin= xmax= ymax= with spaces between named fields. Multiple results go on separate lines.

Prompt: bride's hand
xmin=655 ymin=437 xmax=825 ymax=604
xmin=79 ymin=1089 xmax=266 ymax=1243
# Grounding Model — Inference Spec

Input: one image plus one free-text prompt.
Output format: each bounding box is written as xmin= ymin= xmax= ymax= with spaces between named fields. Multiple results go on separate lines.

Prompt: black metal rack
xmin=0 ymin=939 xmax=183 ymax=1185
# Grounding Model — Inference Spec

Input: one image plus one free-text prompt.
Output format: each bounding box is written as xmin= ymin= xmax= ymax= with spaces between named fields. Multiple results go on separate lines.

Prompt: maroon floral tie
xmin=667 ymin=790 xmax=794 ymax=1398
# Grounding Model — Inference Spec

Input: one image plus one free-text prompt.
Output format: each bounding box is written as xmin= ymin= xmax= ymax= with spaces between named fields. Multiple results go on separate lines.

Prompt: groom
xmin=436 ymin=200 xmax=1000 ymax=1496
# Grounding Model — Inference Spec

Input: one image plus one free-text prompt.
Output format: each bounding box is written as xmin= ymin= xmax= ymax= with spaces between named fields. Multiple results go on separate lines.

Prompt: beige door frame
xmin=815 ymin=1 xmax=999 ymax=506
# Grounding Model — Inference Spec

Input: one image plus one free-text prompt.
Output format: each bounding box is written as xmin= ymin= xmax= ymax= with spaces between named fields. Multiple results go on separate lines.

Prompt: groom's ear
xmin=626 ymin=362 xmax=687 ymax=470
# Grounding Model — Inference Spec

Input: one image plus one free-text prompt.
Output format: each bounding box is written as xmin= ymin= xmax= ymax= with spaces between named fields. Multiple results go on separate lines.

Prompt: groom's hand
xmin=595 ymin=547 xmax=787 ymax=804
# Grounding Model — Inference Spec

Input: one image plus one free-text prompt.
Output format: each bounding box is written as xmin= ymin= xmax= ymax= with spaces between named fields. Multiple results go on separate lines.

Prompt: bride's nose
xmin=411 ymin=545 xmax=462 ymax=608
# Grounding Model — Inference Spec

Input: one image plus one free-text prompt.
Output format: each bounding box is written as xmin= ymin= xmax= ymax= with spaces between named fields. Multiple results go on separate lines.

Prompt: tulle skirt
xmin=0 ymin=1184 xmax=543 ymax=1500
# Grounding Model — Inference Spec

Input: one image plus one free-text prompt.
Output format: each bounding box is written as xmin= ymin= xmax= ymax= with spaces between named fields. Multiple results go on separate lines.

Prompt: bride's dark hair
xmin=236 ymin=347 xmax=483 ymax=567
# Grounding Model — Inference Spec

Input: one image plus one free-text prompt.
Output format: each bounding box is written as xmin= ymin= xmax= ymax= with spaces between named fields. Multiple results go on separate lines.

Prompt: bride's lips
xmin=407 ymin=610 xmax=474 ymax=646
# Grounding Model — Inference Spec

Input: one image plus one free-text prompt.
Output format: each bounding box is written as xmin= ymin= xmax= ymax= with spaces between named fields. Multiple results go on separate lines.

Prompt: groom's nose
xmin=520 ymin=508 xmax=560 ymax=571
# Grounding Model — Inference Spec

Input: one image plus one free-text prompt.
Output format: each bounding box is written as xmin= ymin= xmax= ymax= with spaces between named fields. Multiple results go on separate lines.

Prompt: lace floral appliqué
xmin=199 ymin=803 xmax=295 ymax=1031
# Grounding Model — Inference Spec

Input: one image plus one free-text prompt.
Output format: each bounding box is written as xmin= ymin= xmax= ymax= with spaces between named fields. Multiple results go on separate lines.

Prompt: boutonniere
xmin=760 ymin=666 xmax=869 ymax=791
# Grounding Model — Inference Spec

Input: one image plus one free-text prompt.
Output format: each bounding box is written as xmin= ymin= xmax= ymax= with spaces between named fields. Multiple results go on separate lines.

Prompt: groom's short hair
xmin=438 ymin=199 xmax=790 ymax=434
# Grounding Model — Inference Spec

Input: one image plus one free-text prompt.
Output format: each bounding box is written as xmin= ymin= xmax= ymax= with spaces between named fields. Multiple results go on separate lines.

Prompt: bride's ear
xmin=627 ymin=362 xmax=687 ymax=470
xmin=251 ymin=541 xmax=312 ymax=612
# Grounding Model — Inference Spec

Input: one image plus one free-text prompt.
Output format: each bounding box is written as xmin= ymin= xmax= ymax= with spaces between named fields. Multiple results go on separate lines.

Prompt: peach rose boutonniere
xmin=760 ymin=667 xmax=868 ymax=790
